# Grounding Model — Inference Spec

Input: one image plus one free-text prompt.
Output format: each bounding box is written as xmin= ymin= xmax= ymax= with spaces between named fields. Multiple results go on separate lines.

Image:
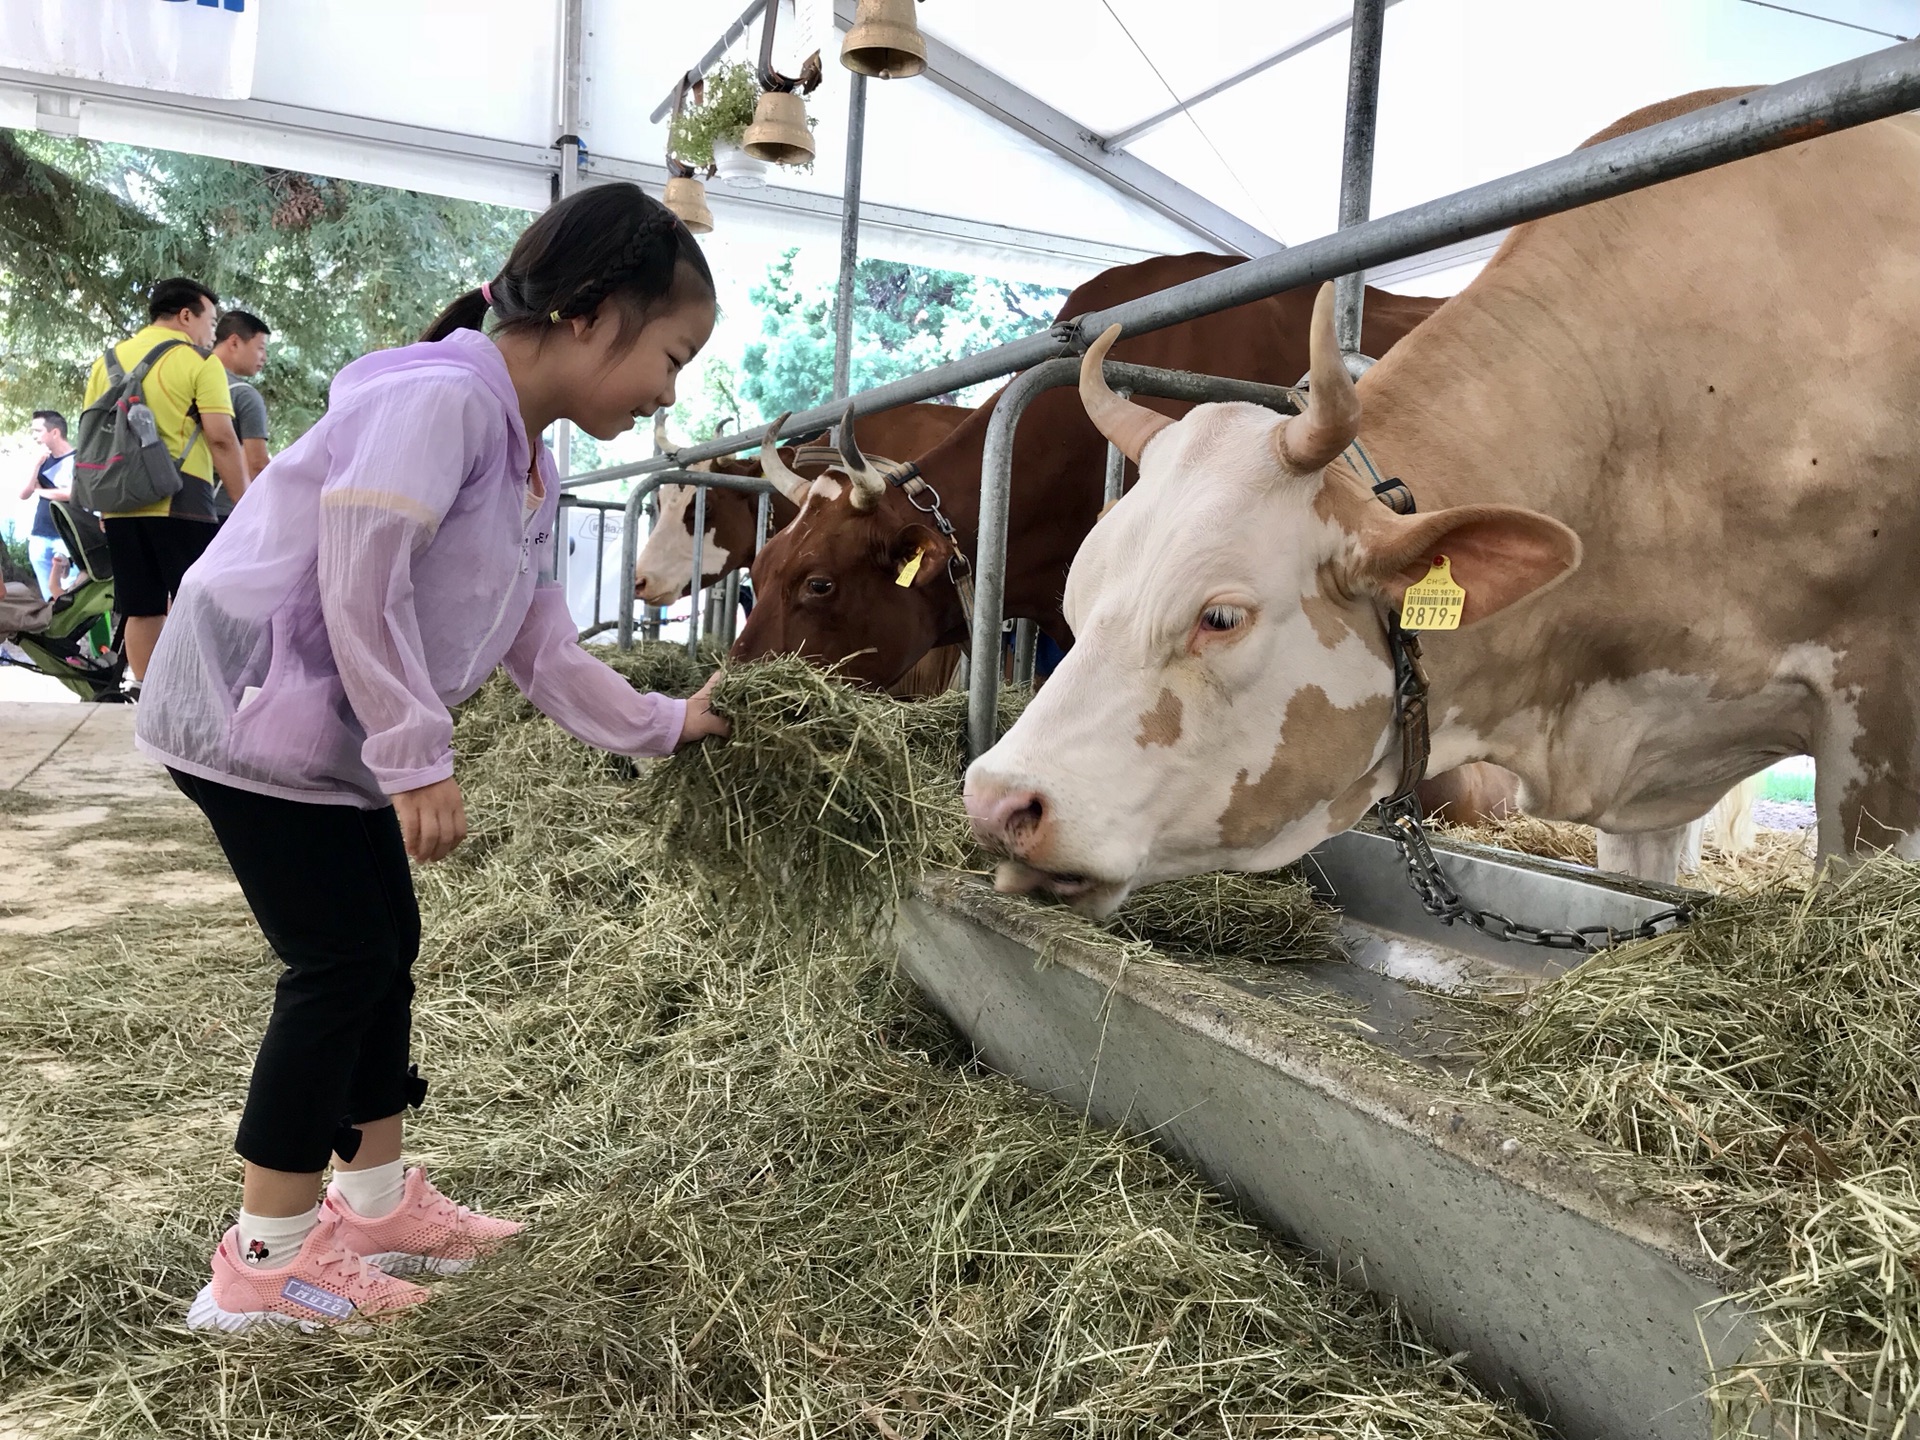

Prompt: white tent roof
xmin=0 ymin=0 xmax=1904 ymax=290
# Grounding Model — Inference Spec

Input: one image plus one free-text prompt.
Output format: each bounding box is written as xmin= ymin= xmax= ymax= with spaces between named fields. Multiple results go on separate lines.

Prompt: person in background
xmin=18 ymin=410 xmax=74 ymax=599
xmin=86 ymin=277 xmax=251 ymax=688
xmin=211 ymin=310 xmax=272 ymax=523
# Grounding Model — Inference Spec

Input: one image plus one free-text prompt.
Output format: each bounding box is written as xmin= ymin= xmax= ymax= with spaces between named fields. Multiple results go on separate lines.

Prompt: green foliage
xmin=736 ymin=251 xmax=1065 ymax=419
xmin=666 ymin=62 xmax=762 ymax=169
xmin=1 ymin=522 xmax=29 ymax=586
xmin=0 ymin=132 xmax=529 ymax=447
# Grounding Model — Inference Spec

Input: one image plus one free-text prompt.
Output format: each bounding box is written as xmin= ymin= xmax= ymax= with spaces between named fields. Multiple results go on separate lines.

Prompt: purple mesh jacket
xmin=135 ymin=329 xmax=686 ymax=807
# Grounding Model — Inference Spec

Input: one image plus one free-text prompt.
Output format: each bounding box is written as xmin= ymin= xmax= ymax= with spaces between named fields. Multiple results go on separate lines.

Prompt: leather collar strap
xmin=1366 ymin=454 xmax=1430 ymax=814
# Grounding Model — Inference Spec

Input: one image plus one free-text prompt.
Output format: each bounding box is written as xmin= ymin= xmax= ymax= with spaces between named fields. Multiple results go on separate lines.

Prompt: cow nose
xmin=964 ymin=778 xmax=1049 ymax=854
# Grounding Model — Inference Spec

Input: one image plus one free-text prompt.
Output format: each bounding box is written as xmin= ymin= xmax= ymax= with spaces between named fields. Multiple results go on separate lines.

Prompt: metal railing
xmin=614 ymin=469 xmax=785 ymax=652
xmin=566 ymin=40 xmax=1920 ymax=496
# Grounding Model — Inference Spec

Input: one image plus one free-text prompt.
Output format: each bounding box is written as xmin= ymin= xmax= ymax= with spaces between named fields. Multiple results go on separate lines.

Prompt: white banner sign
xmin=2 ymin=0 xmax=260 ymax=101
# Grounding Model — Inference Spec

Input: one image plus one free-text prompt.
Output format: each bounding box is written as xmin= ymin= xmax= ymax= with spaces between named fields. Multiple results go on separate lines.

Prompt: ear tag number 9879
xmin=1400 ymin=555 xmax=1465 ymax=631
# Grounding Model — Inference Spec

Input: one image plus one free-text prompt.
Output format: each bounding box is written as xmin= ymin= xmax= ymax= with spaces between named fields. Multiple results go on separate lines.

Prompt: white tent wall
xmin=0 ymin=2 xmax=1903 ymax=293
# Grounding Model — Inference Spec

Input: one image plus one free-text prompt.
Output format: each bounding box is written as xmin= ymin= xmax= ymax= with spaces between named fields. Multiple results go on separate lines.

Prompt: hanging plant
xmin=668 ymin=62 xmax=763 ymax=170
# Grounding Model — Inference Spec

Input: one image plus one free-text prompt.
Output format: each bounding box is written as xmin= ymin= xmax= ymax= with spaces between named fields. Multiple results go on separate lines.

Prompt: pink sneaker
xmin=187 ymin=1211 xmax=430 ymax=1333
xmin=324 ymin=1166 xmax=525 ymax=1277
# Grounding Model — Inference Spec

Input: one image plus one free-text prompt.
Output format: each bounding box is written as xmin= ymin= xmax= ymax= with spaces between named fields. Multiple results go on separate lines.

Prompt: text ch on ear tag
xmin=894 ymin=546 xmax=927 ymax=588
xmin=1400 ymin=555 xmax=1465 ymax=631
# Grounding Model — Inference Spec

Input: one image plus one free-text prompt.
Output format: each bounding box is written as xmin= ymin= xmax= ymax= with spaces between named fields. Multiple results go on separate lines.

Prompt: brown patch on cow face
xmin=1300 ymin=589 xmax=1354 ymax=650
xmin=1135 ymin=688 xmax=1183 ymax=748
xmin=1217 ymin=686 xmax=1394 ymax=849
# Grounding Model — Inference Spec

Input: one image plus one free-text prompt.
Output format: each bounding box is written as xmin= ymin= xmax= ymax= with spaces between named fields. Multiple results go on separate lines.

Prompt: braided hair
xmin=421 ymin=183 xmax=714 ymax=345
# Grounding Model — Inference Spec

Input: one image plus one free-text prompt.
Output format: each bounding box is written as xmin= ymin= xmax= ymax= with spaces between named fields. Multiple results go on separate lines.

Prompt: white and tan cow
xmin=965 ymin=92 xmax=1920 ymax=915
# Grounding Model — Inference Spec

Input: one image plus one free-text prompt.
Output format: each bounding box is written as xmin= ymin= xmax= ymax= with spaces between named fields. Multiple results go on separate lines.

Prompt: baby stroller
xmin=0 ymin=501 xmax=126 ymax=702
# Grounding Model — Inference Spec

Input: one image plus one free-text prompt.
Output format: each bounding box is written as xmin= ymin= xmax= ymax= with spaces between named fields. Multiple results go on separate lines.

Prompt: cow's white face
xmin=964 ymin=290 xmax=1580 ymax=916
xmin=634 ymin=484 xmax=726 ymax=604
xmin=966 ymin=406 xmax=1401 ymax=915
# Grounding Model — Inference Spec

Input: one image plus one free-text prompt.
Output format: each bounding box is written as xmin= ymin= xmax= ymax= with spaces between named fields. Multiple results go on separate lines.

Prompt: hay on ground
xmin=0 ymin=658 xmax=1534 ymax=1440
xmin=1442 ymin=812 xmax=1817 ymax=892
xmin=1477 ymin=857 xmax=1920 ymax=1435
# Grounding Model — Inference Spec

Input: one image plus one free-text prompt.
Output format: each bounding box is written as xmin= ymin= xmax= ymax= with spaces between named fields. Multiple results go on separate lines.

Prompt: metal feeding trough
xmin=893 ymin=831 xmax=1770 ymax=1440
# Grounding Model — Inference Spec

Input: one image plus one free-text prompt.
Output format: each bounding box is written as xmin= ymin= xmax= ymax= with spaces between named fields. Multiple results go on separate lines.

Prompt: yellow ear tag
xmin=894 ymin=546 xmax=926 ymax=588
xmin=1400 ymin=555 xmax=1465 ymax=631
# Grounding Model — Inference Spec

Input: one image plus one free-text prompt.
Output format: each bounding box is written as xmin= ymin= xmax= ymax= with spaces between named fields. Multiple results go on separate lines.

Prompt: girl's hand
xmin=394 ymin=777 xmax=468 ymax=862
xmin=677 ymin=673 xmax=732 ymax=747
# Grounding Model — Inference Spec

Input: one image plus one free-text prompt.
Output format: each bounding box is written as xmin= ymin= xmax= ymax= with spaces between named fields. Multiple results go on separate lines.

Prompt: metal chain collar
xmin=884 ymin=462 xmax=978 ymax=647
xmin=1365 ymin=477 xmax=1698 ymax=953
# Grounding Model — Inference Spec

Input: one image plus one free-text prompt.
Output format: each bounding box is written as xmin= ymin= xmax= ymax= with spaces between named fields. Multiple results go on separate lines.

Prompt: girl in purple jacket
xmin=138 ymin=184 xmax=729 ymax=1331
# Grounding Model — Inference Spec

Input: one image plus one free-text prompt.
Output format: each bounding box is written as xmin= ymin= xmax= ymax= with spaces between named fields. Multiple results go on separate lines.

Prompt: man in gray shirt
xmin=211 ymin=310 xmax=272 ymax=523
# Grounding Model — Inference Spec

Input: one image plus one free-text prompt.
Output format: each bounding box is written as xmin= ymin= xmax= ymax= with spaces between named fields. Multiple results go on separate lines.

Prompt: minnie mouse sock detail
xmin=236 ymin=1204 xmax=320 ymax=1268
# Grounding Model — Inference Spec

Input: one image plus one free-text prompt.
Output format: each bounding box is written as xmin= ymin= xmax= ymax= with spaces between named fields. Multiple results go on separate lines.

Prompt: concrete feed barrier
xmin=895 ymin=863 xmax=1769 ymax=1440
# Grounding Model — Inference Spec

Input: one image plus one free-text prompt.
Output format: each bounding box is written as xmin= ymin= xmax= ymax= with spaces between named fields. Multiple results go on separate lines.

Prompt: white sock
xmin=237 ymin=1205 xmax=319 ymax=1268
xmin=332 ymin=1159 xmax=406 ymax=1219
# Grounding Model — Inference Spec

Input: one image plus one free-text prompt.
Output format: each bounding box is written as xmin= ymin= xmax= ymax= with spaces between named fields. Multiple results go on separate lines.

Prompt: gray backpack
xmin=70 ymin=339 xmax=202 ymax=513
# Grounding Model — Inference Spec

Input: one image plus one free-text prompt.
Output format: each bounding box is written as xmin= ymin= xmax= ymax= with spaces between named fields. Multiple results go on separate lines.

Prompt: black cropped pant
xmin=170 ymin=770 xmax=424 ymax=1173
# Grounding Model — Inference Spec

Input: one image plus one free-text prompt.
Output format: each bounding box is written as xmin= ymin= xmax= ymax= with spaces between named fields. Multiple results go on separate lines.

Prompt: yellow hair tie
xmin=549 ymin=310 xmax=562 ymax=323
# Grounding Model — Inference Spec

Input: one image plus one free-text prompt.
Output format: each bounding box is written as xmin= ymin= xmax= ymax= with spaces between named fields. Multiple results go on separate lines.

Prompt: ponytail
xmin=419 ymin=184 xmax=713 ymax=351
xmin=419 ymin=287 xmax=491 ymax=343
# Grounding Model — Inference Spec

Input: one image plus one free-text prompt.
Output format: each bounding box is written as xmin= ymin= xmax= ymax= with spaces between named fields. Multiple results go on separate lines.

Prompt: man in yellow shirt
xmin=83 ymin=277 xmax=251 ymax=684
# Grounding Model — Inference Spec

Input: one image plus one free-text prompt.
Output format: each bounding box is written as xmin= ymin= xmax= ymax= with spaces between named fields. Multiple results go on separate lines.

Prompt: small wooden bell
xmin=663 ymin=175 xmax=714 ymax=234
xmin=840 ymin=0 xmax=926 ymax=79
xmin=742 ymin=90 xmax=815 ymax=165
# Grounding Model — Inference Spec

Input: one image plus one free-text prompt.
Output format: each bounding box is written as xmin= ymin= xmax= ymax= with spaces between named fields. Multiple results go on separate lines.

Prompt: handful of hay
xmin=636 ymin=657 xmax=982 ymax=928
xmin=1478 ymin=858 xmax=1920 ymax=1434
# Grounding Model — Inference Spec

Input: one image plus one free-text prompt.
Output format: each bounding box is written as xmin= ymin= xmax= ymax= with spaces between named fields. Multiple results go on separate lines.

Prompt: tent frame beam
xmin=1100 ymin=0 xmax=1412 ymax=153
xmin=0 ymin=65 xmax=1157 ymax=272
xmin=825 ymin=0 xmax=1279 ymax=257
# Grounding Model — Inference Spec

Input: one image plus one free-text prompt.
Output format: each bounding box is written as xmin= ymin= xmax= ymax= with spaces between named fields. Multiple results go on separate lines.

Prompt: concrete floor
xmin=0 ymin=702 xmax=237 ymax=939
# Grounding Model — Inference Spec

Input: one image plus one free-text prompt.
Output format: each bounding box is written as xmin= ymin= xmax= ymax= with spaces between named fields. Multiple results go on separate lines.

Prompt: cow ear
xmin=887 ymin=523 xmax=952 ymax=590
xmin=1353 ymin=503 xmax=1581 ymax=626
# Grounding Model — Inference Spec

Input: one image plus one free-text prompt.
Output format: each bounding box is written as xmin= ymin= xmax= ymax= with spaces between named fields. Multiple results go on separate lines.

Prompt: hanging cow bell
xmin=841 ymin=0 xmax=926 ymax=79
xmin=663 ymin=175 xmax=714 ymax=234
xmin=742 ymin=89 xmax=815 ymax=165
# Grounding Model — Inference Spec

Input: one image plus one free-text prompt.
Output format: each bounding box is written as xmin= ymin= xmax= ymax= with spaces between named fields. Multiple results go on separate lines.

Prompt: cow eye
xmin=1200 ymin=605 xmax=1247 ymax=633
xmin=806 ymin=576 xmax=835 ymax=597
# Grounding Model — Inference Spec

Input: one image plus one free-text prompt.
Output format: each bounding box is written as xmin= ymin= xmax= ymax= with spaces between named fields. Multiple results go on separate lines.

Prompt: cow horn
xmin=1079 ymin=324 xmax=1173 ymax=464
xmin=757 ymin=413 xmax=812 ymax=504
xmin=1273 ymin=283 xmax=1361 ymax=474
xmin=653 ymin=412 xmax=681 ymax=454
xmin=837 ymin=404 xmax=888 ymax=513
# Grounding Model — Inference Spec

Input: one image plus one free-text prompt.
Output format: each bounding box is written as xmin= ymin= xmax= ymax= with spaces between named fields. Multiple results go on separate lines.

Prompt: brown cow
xmin=634 ymin=403 xmax=972 ymax=605
xmin=964 ymin=95 xmax=1920 ymax=904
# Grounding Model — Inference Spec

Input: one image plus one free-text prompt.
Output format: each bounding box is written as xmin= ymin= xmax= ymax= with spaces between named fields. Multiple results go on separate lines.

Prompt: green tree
xmin=0 ymin=131 xmax=528 ymax=447
xmin=736 ymin=252 xmax=1064 ymax=419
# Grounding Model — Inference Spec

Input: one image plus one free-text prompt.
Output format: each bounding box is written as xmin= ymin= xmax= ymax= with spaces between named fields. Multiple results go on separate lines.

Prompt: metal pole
xmin=641 ymin=493 xmax=663 ymax=643
xmin=832 ymin=73 xmax=868 ymax=403
xmin=687 ymin=484 xmax=708 ymax=656
xmin=719 ymin=570 xmax=743 ymax=647
xmin=1011 ymin=620 xmax=1037 ymax=689
xmin=1102 ymin=388 xmax=1130 ymax=505
xmin=968 ymin=360 xmax=1306 ymax=759
xmin=1334 ymin=0 xmax=1386 ymax=359
xmin=616 ymin=471 xmax=783 ymax=650
xmin=553 ymin=0 xmax=586 ymax=507
xmin=554 ymin=491 xmax=574 ymax=598
xmin=649 ymin=0 xmax=771 ymax=122
xmin=568 ymin=41 xmax=1920 ymax=489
